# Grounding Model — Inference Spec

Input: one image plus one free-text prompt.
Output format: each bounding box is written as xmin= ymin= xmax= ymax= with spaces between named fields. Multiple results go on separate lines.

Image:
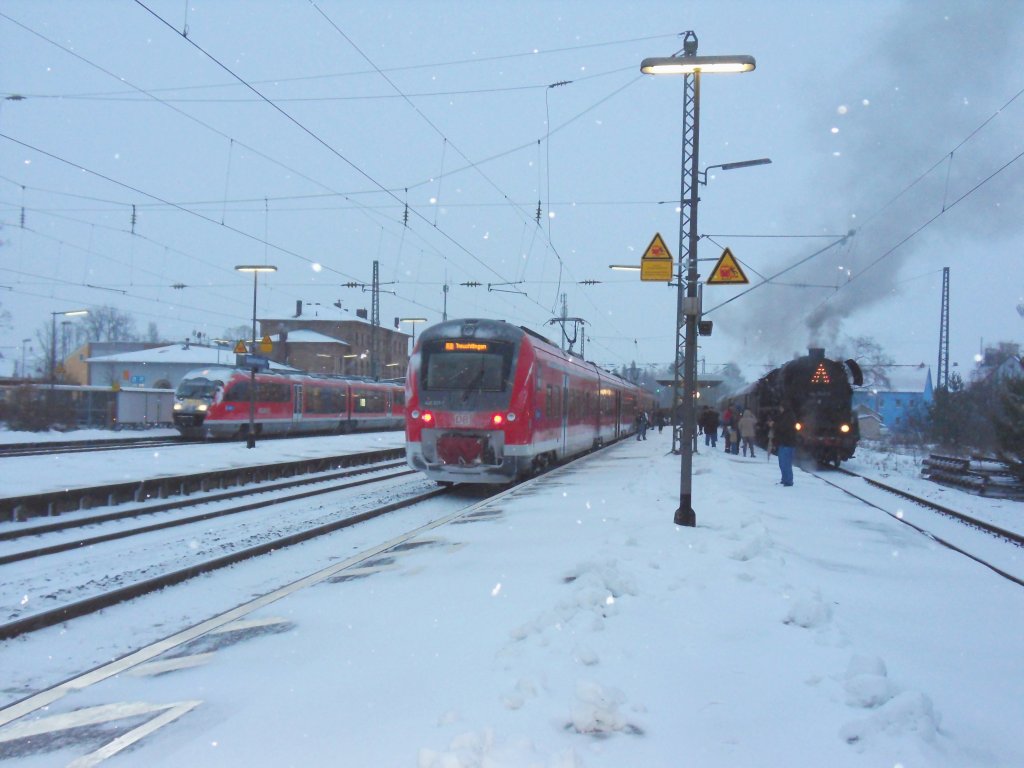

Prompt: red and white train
xmin=405 ymin=318 xmax=654 ymax=484
xmin=173 ymin=367 xmax=404 ymax=439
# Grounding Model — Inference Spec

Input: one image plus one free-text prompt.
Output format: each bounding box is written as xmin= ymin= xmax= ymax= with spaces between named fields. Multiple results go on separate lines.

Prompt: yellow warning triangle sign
xmin=234 ymin=340 xmax=248 ymax=354
xmin=707 ymin=247 xmax=749 ymax=285
xmin=642 ymin=232 xmax=673 ymax=261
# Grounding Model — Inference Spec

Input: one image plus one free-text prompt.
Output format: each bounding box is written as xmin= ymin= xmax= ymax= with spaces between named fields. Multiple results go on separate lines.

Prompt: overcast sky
xmin=1 ymin=0 xmax=1022 ymax=381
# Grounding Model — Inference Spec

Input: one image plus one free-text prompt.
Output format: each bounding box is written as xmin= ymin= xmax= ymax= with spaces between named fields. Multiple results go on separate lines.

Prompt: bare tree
xmin=834 ymin=335 xmax=894 ymax=390
xmin=224 ymin=324 xmax=252 ymax=343
xmin=75 ymin=305 xmax=137 ymax=343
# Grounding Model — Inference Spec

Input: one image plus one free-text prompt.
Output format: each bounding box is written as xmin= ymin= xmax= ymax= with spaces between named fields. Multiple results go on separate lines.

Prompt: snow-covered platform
xmin=2 ymin=433 xmax=1022 ymax=767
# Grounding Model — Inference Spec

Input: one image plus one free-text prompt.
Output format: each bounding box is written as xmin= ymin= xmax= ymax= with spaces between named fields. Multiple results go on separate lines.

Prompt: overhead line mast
xmin=937 ymin=266 xmax=950 ymax=389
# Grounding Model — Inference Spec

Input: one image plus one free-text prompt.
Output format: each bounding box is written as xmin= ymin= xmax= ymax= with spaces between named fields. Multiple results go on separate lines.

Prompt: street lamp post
xmin=399 ymin=317 xmax=428 ymax=355
xmin=642 ymin=31 xmax=756 ymax=527
xmin=21 ymin=338 xmax=31 ymax=379
xmin=50 ymin=309 xmax=88 ymax=392
xmin=235 ymin=265 xmax=277 ymax=449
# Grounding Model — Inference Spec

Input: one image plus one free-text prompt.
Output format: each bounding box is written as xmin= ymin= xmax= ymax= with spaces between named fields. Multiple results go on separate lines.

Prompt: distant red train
xmin=172 ymin=367 xmax=404 ymax=439
xmin=405 ymin=318 xmax=653 ymax=484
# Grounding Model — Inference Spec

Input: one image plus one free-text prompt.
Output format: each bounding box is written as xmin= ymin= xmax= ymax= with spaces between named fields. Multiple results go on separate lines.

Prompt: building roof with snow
xmin=268 ymin=330 xmax=350 ymax=345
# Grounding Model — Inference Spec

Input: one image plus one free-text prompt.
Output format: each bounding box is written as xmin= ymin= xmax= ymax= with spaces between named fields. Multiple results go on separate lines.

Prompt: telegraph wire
xmin=133 ymin=0 xmax=527 ymax=294
xmin=33 ymin=33 xmax=670 ymax=97
xmin=307 ymin=0 xmax=623 ymax=336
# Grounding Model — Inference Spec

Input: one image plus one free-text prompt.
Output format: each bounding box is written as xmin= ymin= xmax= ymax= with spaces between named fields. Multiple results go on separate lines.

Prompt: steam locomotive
xmin=731 ymin=348 xmax=863 ymax=466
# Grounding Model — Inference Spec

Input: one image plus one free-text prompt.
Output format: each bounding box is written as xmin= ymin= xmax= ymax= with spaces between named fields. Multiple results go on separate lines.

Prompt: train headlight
xmin=794 ymin=422 xmax=803 ymax=431
xmin=421 ymin=411 xmax=434 ymax=424
xmin=197 ymin=404 xmax=208 ymax=412
xmin=173 ymin=402 xmax=182 ymax=411
xmin=840 ymin=423 xmax=851 ymax=433
xmin=491 ymin=413 xmax=504 ymax=426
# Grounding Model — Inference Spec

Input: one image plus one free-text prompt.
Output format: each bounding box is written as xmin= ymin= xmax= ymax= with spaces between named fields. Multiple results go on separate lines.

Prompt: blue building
xmin=853 ymin=365 xmax=934 ymax=433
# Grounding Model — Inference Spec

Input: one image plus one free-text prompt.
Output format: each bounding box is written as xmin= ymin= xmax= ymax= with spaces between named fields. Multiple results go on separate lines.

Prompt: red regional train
xmin=172 ymin=367 xmax=404 ymax=439
xmin=405 ymin=318 xmax=654 ymax=484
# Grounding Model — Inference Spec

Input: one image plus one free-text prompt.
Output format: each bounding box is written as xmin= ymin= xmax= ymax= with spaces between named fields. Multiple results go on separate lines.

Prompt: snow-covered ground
xmin=0 ymin=430 xmax=1022 ymax=767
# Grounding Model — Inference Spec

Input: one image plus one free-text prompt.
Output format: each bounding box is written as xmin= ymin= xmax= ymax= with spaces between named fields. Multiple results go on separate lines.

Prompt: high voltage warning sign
xmin=707 ymin=247 xmax=749 ymax=284
xmin=640 ymin=232 xmax=673 ymax=282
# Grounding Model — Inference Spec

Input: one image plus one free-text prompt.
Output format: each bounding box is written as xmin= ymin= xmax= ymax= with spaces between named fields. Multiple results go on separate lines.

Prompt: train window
xmin=257 ymin=382 xmax=290 ymax=402
xmin=420 ymin=340 xmax=513 ymax=392
xmin=224 ymin=381 xmax=249 ymax=402
xmin=306 ymin=386 xmax=346 ymax=414
xmin=393 ymin=391 xmax=405 ymax=407
xmin=353 ymin=391 xmax=386 ymax=412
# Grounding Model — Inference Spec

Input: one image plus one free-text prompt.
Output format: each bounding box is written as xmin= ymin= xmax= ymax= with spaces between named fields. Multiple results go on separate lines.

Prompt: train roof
xmin=177 ymin=367 xmax=402 ymax=386
xmin=417 ymin=318 xmax=633 ymax=384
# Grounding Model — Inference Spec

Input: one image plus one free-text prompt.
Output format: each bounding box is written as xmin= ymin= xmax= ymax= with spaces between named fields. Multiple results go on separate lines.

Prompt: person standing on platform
xmin=636 ymin=410 xmax=649 ymax=441
xmin=774 ymin=406 xmax=797 ymax=486
xmin=702 ymin=407 xmax=719 ymax=448
xmin=738 ymin=408 xmax=757 ymax=458
xmin=720 ymin=405 xmax=734 ymax=453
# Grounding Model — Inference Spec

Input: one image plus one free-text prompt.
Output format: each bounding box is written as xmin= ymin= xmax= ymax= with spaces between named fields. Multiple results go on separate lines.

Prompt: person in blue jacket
xmin=773 ymin=406 xmax=797 ymax=486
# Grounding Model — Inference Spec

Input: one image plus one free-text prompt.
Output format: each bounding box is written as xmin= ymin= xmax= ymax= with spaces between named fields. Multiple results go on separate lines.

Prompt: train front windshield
xmin=421 ymin=340 xmax=514 ymax=393
xmin=176 ymin=377 xmax=223 ymax=400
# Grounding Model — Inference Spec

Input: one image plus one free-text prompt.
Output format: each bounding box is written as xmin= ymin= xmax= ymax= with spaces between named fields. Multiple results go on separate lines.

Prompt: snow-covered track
xmin=0 ymin=482 xmax=450 ymax=641
xmin=0 ymin=463 xmax=413 ymax=565
xmin=0 ymin=435 xmax=194 ymax=458
xmin=836 ymin=467 xmax=1024 ymax=546
xmin=812 ymin=467 xmax=1024 ymax=588
xmin=0 ymin=447 xmax=405 ymax=522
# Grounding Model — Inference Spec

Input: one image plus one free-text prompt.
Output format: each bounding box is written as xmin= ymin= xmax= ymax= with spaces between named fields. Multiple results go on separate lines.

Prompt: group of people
xmin=697 ymin=405 xmax=757 ymax=457
xmin=636 ymin=403 xmax=798 ymax=487
xmin=698 ymin=403 xmax=798 ymax=487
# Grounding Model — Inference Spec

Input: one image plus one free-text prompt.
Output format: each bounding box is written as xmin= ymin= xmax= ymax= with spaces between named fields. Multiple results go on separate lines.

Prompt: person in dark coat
xmin=702 ymin=407 xmax=719 ymax=447
xmin=636 ymin=410 xmax=649 ymax=441
xmin=773 ymin=405 xmax=797 ymax=486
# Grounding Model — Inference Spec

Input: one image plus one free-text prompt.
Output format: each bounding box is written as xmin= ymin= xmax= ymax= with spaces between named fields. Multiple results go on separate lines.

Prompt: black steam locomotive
xmin=732 ymin=348 xmax=863 ymax=467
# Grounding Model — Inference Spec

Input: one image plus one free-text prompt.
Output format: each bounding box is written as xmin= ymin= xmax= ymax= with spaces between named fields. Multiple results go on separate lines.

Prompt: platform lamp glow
xmin=641 ymin=32 xmax=756 ymax=527
xmin=235 ymin=264 xmax=277 ymax=449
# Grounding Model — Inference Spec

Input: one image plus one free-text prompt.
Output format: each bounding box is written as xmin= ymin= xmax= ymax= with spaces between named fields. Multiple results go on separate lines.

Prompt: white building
xmin=86 ymin=342 xmax=295 ymax=390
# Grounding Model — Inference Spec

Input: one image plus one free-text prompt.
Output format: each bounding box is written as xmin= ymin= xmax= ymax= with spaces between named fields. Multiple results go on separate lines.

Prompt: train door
xmin=292 ymin=384 xmax=303 ymax=424
xmin=560 ymin=373 xmax=569 ymax=455
xmin=615 ymin=390 xmax=622 ymax=439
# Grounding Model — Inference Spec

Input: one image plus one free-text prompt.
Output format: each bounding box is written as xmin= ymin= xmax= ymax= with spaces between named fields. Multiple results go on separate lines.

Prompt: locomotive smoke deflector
xmin=845 ymin=359 xmax=864 ymax=387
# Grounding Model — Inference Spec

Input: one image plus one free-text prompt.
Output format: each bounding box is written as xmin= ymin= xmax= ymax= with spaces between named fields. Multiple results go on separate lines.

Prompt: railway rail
xmin=0 ymin=446 xmax=405 ymax=521
xmin=811 ymin=465 xmax=1024 ymax=588
xmin=0 ymin=472 xmax=451 ymax=641
xmin=0 ymin=435 xmax=191 ymax=458
xmin=0 ymin=462 xmax=413 ymax=561
xmin=837 ymin=466 xmax=1023 ymax=545
xmin=0 ymin=434 xmax=635 ymax=642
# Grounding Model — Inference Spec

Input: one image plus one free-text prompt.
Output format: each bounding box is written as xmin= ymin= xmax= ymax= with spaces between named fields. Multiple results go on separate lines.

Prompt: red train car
xmin=405 ymin=318 xmax=652 ymax=484
xmin=173 ymin=367 xmax=404 ymax=439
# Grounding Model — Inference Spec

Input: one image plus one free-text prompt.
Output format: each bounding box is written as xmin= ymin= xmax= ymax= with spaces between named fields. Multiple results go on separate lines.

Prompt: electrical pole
xmin=937 ymin=266 xmax=950 ymax=389
xmin=371 ymin=259 xmax=380 ymax=380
